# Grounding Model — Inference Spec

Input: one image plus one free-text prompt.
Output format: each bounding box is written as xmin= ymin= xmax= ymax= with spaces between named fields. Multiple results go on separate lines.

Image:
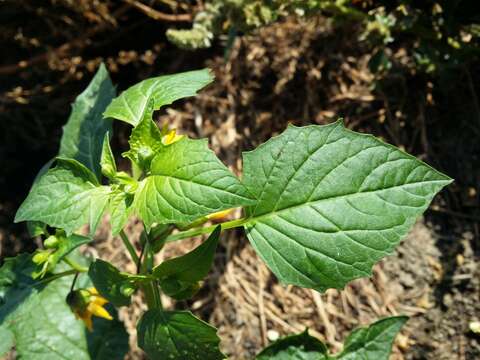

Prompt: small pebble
xmin=267 ymin=329 xmax=279 ymax=341
xmin=469 ymin=321 xmax=480 ymax=334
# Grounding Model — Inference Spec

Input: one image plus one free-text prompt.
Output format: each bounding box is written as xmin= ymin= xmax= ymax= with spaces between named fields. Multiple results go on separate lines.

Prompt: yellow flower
xmin=67 ymin=287 xmax=113 ymax=331
xmin=162 ymin=129 xmax=184 ymax=145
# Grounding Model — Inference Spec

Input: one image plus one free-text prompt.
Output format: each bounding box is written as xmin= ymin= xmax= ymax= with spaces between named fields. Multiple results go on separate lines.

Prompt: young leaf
xmin=59 ymin=63 xmax=116 ymax=178
xmin=0 ymin=254 xmax=128 ymax=360
xmin=122 ymin=115 xmax=164 ymax=171
xmin=153 ymin=225 xmax=221 ymax=299
xmin=134 ymin=137 xmax=255 ymax=229
xmin=256 ymin=330 xmax=329 ymax=360
xmin=336 ymin=316 xmax=407 ymax=359
xmin=242 ymin=121 xmax=452 ymax=291
xmin=103 ymin=69 xmax=214 ymax=126
xmin=137 ymin=310 xmax=224 ymax=360
xmin=101 ymin=132 xmax=117 ymax=179
xmin=88 ymin=259 xmax=132 ymax=307
xmin=15 ymin=158 xmax=111 ymax=235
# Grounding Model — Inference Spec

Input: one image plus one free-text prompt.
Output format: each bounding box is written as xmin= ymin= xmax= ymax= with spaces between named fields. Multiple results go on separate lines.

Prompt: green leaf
xmin=108 ymin=189 xmax=133 ymax=235
xmin=0 ymin=325 xmax=14 ymax=357
xmin=255 ymin=316 xmax=407 ymax=360
xmin=0 ymin=254 xmax=128 ymax=360
xmin=242 ymin=121 xmax=452 ymax=291
xmin=122 ymin=115 xmax=164 ymax=171
xmin=27 ymin=221 xmax=47 ymax=237
xmin=26 ymin=159 xmax=55 ymax=237
xmin=100 ymin=132 xmax=117 ymax=179
xmin=15 ymin=158 xmax=111 ymax=235
xmin=59 ymin=63 xmax=116 ymax=178
xmin=87 ymin=311 xmax=129 ymax=360
xmin=336 ymin=316 xmax=407 ymax=359
xmin=134 ymin=137 xmax=255 ymax=229
xmin=88 ymin=259 xmax=132 ymax=307
xmin=103 ymin=68 xmax=214 ymax=126
xmin=54 ymin=232 xmax=91 ymax=261
xmin=137 ymin=310 xmax=224 ymax=360
xmin=256 ymin=330 xmax=328 ymax=360
xmin=153 ymin=225 xmax=220 ymax=299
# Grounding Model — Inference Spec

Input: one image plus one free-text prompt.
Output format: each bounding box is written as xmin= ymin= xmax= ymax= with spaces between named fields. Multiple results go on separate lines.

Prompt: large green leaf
xmin=103 ymin=69 xmax=213 ymax=126
xmin=134 ymin=137 xmax=255 ymax=229
xmin=256 ymin=330 xmax=328 ymax=359
xmin=0 ymin=254 xmax=128 ymax=360
xmin=153 ymin=226 xmax=220 ymax=299
xmin=59 ymin=63 xmax=116 ymax=178
xmin=137 ymin=310 xmax=224 ymax=360
xmin=256 ymin=316 xmax=407 ymax=360
xmin=242 ymin=121 xmax=452 ymax=291
xmin=15 ymin=158 xmax=111 ymax=235
xmin=88 ymin=259 xmax=132 ymax=307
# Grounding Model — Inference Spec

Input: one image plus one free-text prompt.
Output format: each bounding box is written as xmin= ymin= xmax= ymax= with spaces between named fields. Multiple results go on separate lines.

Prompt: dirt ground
xmin=1 ymin=3 xmax=479 ymax=359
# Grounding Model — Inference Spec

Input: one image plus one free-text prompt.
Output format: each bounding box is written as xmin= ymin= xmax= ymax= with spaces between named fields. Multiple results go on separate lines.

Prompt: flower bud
xmin=44 ymin=235 xmax=60 ymax=249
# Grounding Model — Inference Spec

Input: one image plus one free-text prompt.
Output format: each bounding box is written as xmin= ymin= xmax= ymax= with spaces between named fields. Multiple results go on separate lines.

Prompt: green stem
xmin=120 ymin=229 xmax=139 ymax=263
xmin=63 ymin=257 xmax=88 ymax=272
xmin=165 ymin=217 xmax=249 ymax=243
xmin=140 ymin=239 xmax=163 ymax=310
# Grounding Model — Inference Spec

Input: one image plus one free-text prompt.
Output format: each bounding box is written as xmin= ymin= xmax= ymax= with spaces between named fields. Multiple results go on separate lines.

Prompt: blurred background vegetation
xmin=0 ymin=1 xmax=479 ymax=359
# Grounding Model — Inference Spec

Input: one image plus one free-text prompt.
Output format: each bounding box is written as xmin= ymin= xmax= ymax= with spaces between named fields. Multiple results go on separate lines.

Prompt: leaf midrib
xmin=245 ymin=179 xmax=448 ymax=226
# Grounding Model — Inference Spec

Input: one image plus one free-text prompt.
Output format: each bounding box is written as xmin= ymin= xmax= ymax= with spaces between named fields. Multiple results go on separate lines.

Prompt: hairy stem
xmin=165 ymin=217 xmax=249 ymax=243
xmin=120 ymin=229 xmax=140 ymax=263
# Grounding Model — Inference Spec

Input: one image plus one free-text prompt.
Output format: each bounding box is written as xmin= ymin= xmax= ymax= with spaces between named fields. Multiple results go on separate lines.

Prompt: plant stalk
xmin=140 ymin=236 xmax=163 ymax=310
xmin=119 ymin=229 xmax=139 ymax=263
xmin=165 ymin=217 xmax=249 ymax=243
xmin=63 ymin=257 xmax=88 ymax=272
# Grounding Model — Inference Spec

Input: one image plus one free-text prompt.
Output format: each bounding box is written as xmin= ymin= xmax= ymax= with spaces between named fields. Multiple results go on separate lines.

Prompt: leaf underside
xmin=134 ymin=137 xmax=255 ymax=229
xmin=242 ymin=121 xmax=452 ymax=291
xmin=103 ymin=69 xmax=214 ymax=126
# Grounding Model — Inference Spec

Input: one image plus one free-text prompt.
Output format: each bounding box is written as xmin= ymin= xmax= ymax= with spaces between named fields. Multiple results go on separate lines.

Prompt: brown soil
xmin=1 ymin=3 xmax=479 ymax=359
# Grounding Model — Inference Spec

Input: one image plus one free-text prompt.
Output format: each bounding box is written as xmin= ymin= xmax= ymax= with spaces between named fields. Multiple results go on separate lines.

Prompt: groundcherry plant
xmin=0 ymin=65 xmax=451 ymax=359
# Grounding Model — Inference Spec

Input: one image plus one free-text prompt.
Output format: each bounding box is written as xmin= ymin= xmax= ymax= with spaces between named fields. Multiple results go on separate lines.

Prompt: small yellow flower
xmin=162 ymin=129 xmax=184 ymax=145
xmin=67 ymin=287 xmax=113 ymax=331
